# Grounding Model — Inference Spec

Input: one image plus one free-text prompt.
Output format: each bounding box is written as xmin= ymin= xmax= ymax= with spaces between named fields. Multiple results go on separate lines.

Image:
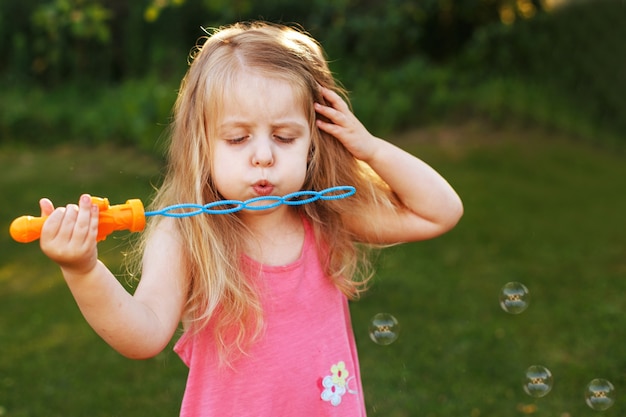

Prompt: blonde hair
xmin=131 ymin=22 xmax=397 ymax=363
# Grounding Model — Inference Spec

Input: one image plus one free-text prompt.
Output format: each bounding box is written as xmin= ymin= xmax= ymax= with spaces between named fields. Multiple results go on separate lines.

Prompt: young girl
xmin=38 ymin=22 xmax=462 ymax=416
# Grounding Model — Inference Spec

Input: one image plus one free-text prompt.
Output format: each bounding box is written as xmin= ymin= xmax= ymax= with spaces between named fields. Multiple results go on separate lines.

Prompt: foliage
xmin=458 ymin=0 xmax=626 ymax=145
xmin=0 ymin=77 xmax=178 ymax=152
xmin=0 ymin=0 xmax=531 ymax=84
xmin=30 ymin=0 xmax=112 ymax=83
xmin=0 ymin=0 xmax=623 ymax=150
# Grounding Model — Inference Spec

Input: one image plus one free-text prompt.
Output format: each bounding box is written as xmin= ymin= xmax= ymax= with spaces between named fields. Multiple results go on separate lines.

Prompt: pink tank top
xmin=174 ymin=220 xmax=366 ymax=416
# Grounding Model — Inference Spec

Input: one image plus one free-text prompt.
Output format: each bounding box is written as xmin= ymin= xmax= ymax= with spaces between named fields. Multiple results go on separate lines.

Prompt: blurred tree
xmin=144 ymin=0 xmax=186 ymax=22
xmin=460 ymin=0 xmax=626 ymax=138
xmin=418 ymin=0 xmax=546 ymax=61
xmin=0 ymin=0 xmax=549 ymax=83
xmin=1 ymin=0 xmax=622 ymax=147
xmin=31 ymin=0 xmax=112 ymax=83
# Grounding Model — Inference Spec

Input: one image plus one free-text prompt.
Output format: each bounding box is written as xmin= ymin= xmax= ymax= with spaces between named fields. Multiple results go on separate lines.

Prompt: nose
xmin=251 ymin=139 xmax=274 ymax=167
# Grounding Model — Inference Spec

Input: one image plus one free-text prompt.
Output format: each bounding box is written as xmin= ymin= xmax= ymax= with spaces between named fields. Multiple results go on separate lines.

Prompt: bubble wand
xmin=9 ymin=186 xmax=356 ymax=243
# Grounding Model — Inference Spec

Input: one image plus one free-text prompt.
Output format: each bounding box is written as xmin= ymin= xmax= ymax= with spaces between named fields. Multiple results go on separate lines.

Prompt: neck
xmin=239 ymin=207 xmax=305 ymax=265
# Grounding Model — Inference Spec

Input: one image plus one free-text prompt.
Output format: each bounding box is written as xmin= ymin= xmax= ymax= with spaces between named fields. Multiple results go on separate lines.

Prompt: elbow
xmin=449 ymin=198 xmax=464 ymax=229
xmin=433 ymin=197 xmax=464 ymax=236
xmin=119 ymin=346 xmax=165 ymax=360
xmin=112 ymin=338 xmax=170 ymax=360
xmin=127 ymin=353 xmax=161 ymax=360
xmin=445 ymin=197 xmax=464 ymax=232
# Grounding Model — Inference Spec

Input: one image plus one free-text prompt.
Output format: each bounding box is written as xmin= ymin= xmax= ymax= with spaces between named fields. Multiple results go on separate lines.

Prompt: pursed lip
xmin=252 ymin=180 xmax=274 ymax=196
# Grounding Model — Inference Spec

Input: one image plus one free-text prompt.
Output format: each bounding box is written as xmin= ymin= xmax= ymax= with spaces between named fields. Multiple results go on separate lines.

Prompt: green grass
xmin=1 ymin=125 xmax=625 ymax=416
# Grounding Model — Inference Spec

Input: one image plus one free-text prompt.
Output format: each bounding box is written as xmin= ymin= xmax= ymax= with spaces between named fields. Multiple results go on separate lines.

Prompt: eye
xmin=274 ymin=135 xmax=296 ymax=144
xmin=226 ymin=136 xmax=247 ymax=144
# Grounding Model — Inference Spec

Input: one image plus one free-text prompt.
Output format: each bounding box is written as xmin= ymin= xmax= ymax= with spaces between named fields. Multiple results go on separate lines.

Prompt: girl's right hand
xmin=39 ymin=194 xmax=100 ymax=276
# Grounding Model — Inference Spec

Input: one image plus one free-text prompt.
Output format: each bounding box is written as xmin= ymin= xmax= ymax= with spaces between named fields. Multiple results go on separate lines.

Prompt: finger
xmin=40 ymin=206 xmax=69 ymax=242
xmin=88 ymin=203 xmax=99 ymax=241
xmin=39 ymin=198 xmax=55 ymax=217
xmin=314 ymin=102 xmax=346 ymax=126
xmin=74 ymin=194 xmax=98 ymax=244
xmin=57 ymin=204 xmax=80 ymax=241
xmin=319 ymin=87 xmax=350 ymax=112
xmin=316 ymin=118 xmax=343 ymax=138
xmin=83 ymin=194 xmax=100 ymax=242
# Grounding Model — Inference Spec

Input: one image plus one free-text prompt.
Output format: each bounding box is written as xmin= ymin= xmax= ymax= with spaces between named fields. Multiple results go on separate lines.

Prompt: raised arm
xmin=39 ymin=194 xmax=187 ymax=359
xmin=315 ymin=87 xmax=463 ymax=243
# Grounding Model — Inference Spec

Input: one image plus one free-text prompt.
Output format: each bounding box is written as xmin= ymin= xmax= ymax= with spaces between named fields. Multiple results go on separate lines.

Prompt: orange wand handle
xmin=9 ymin=197 xmax=146 ymax=243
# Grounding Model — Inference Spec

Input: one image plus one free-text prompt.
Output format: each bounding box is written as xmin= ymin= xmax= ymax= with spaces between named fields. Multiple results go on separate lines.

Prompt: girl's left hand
xmin=314 ymin=87 xmax=378 ymax=162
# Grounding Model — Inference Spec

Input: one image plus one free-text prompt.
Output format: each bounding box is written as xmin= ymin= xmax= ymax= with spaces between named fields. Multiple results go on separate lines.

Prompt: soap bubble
xmin=523 ymin=365 xmax=553 ymax=398
xmin=369 ymin=313 xmax=399 ymax=345
xmin=585 ymin=378 xmax=615 ymax=411
xmin=499 ymin=282 xmax=530 ymax=314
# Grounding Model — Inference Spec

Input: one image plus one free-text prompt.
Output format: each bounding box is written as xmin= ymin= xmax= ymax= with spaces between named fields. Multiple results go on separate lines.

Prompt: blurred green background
xmin=1 ymin=0 xmax=625 ymax=416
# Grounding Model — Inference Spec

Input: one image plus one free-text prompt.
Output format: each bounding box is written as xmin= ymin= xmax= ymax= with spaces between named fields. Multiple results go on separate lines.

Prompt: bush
xmin=0 ymin=77 xmax=177 ymax=152
xmin=458 ymin=0 xmax=626 ymax=145
xmin=1 ymin=1 xmax=623 ymax=151
xmin=344 ymin=58 xmax=461 ymax=136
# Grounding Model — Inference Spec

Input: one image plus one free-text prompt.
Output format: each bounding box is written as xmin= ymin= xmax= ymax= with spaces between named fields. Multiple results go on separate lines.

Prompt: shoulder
xmin=142 ymin=217 xmax=188 ymax=286
xmin=145 ymin=217 xmax=184 ymax=253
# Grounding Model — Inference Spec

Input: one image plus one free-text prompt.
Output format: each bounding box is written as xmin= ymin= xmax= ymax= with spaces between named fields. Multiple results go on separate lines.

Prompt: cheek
xmin=210 ymin=148 xmax=239 ymax=195
xmin=292 ymin=143 xmax=313 ymax=180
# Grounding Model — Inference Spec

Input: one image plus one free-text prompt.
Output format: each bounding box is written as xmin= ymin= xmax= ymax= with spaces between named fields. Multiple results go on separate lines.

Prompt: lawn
xmin=1 ymin=123 xmax=625 ymax=416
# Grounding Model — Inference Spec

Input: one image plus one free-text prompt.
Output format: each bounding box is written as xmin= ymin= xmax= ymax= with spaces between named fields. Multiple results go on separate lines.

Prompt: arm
xmin=315 ymin=87 xmax=463 ymax=244
xmin=39 ymin=194 xmax=187 ymax=359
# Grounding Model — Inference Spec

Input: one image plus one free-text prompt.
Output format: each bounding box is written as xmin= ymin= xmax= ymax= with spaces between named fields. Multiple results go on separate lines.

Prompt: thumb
xmin=39 ymin=198 xmax=55 ymax=217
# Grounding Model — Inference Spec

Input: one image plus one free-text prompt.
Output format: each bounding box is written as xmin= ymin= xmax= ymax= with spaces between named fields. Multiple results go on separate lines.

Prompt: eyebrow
xmin=218 ymin=120 xmax=309 ymax=132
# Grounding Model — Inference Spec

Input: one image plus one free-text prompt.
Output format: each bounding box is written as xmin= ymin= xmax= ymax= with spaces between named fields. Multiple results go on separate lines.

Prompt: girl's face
xmin=211 ymin=72 xmax=312 ymax=207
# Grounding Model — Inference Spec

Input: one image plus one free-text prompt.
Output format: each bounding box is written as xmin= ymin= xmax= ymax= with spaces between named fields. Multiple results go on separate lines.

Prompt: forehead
xmin=218 ymin=72 xmax=309 ymax=125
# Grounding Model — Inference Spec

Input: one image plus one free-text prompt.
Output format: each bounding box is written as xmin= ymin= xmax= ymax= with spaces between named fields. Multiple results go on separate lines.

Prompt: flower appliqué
xmin=320 ymin=361 xmax=357 ymax=406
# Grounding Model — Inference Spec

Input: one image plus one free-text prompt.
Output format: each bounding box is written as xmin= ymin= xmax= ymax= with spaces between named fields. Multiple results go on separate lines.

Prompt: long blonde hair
xmin=132 ymin=22 xmax=397 ymax=362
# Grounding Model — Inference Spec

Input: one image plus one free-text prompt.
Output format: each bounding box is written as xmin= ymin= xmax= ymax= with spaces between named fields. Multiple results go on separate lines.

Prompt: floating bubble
xmin=585 ymin=378 xmax=615 ymax=411
xmin=369 ymin=313 xmax=399 ymax=345
xmin=523 ymin=365 xmax=553 ymax=398
xmin=499 ymin=282 xmax=530 ymax=314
